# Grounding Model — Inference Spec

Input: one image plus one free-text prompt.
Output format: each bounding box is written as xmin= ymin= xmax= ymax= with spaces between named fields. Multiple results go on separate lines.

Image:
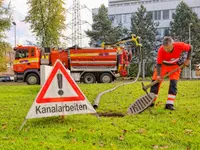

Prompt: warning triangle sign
xmin=26 ymin=60 xmax=96 ymax=119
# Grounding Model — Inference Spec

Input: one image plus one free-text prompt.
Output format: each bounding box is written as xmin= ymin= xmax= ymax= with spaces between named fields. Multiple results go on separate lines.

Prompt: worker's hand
xmin=184 ymin=59 xmax=190 ymax=67
xmin=157 ymin=76 xmax=163 ymax=82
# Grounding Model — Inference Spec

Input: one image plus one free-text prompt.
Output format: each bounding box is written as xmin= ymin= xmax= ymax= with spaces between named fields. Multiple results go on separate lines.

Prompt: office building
xmin=92 ymin=0 xmax=200 ymax=37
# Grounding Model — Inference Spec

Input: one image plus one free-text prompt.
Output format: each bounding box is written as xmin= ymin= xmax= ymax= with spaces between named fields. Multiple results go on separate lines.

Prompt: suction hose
xmin=93 ymin=46 xmax=142 ymax=109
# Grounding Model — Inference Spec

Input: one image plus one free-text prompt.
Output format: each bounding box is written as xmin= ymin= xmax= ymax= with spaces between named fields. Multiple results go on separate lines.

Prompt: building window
xmin=127 ymin=13 xmax=132 ymax=23
xmin=192 ymin=7 xmax=196 ymax=12
xmin=164 ymin=28 xmax=170 ymax=36
xmin=157 ymin=28 xmax=169 ymax=38
xmin=109 ymin=4 xmax=116 ymax=7
xmin=171 ymin=9 xmax=176 ymax=19
xmin=124 ymin=3 xmax=130 ymax=6
xmin=163 ymin=10 xmax=169 ymax=20
xmin=157 ymin=28 xmax=162 ymax=37
xmin=196 ymin=7 xmax=200 ymax=18
xmin=109 ymin=15 xmax=115 ymax=22
xmin=123 ymin=14 xmax=127 ymax=23
xmin=148 ymin=11 xmax=153 ymax=19
xmin=115 ymin=14 xmax=122 ymax=24
xmin=154 ymin=11 xmax=161 ymax=20
xmin=114 ymin=15 xmax=117 ymax=24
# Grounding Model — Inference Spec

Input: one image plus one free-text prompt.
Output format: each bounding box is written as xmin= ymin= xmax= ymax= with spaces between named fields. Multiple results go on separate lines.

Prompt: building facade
xmin=107 ymin=0 xmax=200 ymax=37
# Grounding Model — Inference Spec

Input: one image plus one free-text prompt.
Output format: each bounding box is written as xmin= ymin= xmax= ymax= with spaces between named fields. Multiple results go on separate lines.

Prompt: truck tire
xmin=100 ymin=73 xmax=113 ymax=83
xmin=26 ymin=73 xmax=40 ymax=85
xmin=83 ymin=73 xmax=96 ymax=84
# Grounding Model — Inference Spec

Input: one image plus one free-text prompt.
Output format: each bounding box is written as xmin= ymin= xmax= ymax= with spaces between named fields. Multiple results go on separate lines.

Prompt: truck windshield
xmin=15 ymin=49 xmax=29 ymax=59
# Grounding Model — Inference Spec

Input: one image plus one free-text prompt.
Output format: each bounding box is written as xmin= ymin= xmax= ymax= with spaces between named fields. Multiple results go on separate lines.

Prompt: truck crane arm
xmin=101 ymin=34 xmax=142 ymax=48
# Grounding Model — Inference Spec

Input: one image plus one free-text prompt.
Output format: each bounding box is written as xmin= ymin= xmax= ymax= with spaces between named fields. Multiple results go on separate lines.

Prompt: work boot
xmin=165 ymin=104 xmax=175 ymax=110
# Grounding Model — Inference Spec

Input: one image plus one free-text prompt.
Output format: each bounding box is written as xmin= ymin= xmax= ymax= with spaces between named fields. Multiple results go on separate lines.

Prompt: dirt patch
xmin=96 ymin=112 xmax=125 ymax=117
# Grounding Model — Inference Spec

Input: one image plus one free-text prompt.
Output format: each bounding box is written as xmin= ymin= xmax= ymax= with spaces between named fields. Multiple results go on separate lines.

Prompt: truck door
xmin=29 ymin=48 xmax=40 ymax=69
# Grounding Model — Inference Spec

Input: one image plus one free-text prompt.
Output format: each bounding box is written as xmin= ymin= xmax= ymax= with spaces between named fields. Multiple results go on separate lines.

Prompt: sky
xmin=4 ymin=0 xmax=108 ymax=47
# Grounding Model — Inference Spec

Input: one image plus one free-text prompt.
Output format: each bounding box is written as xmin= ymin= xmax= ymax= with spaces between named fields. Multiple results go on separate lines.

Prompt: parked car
xmin=0 ymin=76 xmax=12 ymax=82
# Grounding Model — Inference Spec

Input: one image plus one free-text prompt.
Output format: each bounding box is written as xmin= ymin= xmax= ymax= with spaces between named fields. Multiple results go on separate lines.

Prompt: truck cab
xmin=13 ymin=45 xmax=41 ymax=85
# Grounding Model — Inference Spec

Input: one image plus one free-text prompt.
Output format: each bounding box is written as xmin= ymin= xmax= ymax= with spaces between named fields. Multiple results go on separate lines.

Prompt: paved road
xmin=0 ymin=81 xmax=27 ymax=86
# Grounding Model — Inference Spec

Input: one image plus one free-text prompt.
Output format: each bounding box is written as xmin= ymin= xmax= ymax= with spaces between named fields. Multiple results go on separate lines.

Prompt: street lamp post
xmin=12 ymin=22 xmax=16 ymax=47
xmin=189 ymin=23 xmax=193 ymax=79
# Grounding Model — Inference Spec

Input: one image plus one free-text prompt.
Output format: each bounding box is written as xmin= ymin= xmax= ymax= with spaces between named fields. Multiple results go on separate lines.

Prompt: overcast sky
xmin=4 ymin=0 xmax=108 ymax=47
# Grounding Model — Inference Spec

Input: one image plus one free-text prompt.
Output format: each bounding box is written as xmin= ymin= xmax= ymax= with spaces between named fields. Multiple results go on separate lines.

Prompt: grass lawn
xmin=0 ymin=80 xmax=200 ymax=150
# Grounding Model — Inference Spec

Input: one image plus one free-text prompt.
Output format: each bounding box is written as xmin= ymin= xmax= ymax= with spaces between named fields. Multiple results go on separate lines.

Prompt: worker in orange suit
xmin=150 ymin=36 xmax=192 ymax=110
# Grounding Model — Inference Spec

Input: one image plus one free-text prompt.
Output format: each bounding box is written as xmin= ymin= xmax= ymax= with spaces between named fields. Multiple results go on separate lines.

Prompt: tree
xmin=85 ymin=4 xmax=125 ymax=46
xmin=117 ymin=23 xmax=131 ymax=39
xmin=0 ymin=0 xmax=12 ymax=72
xmin=25 ymin=0 xmax=66 ymax=47
xmin=130 ymin=5 xmax=158 ymax=78
xmin=170 ymin=1 xmax=200 ymax=68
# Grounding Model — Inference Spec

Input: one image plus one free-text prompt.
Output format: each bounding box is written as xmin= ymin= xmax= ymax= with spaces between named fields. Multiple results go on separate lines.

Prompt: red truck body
xmin=13 ymin=45 xmax=131 ymax=85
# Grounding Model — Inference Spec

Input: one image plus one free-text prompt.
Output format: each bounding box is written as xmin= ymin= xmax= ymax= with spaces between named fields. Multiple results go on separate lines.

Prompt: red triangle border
xmin=36 ymin=61 xmax=85 ymax=103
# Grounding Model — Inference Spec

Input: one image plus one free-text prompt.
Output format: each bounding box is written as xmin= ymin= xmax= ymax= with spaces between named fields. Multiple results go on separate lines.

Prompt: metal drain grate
xmin=127 ymin=93 xmax=156 ymax=115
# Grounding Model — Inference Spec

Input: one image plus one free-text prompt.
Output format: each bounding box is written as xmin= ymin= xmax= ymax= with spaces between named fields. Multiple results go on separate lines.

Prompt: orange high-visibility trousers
xmin=152 ymin=65 xmax=181 ymax=80
xmin=150 ymin=65 xmax=181 ymax=105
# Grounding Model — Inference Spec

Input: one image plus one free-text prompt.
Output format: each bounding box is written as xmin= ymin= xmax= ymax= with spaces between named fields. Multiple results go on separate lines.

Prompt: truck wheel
xmin=100 ymin=73 xmax=113 ymax=83
xmin=83 ymin=73 xmax=96 ymax=84
xmin=26 ymin=73 xmax=39 ymax=85
xmin=14 ymin=77 xmax=17 ymax=82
